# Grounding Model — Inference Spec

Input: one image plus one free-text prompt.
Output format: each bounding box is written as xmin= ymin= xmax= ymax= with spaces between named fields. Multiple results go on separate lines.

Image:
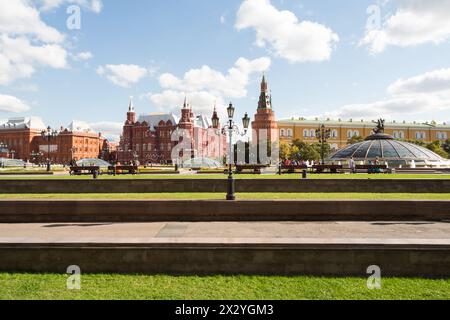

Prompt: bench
xmin=70 ymin=166 xmax=100 ymax=175
xmin=235 ymin=165 xmax=269 ymax=174
xmin=108 ymin=166 xmax=139 ymax=175
xmin=281 ymin=165 xmax=308 ymax=174
xmin=313 ymin=165 xmax=343 ymax=174
xmin=356 ymin=165 xmax=388 ymax=174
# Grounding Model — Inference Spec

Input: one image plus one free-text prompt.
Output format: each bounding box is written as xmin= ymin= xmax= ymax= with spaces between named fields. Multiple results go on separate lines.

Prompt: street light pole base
xmin=226 ymin=176 xmax=236 ymax=201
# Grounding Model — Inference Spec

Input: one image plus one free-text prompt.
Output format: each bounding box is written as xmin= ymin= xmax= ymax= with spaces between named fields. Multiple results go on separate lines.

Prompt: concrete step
xmin=0 ymin=222 xmax=449 ymax=277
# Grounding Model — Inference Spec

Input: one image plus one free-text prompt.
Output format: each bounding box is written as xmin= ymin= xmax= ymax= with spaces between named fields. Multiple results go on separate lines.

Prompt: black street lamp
xmin=70 ymin=147 xmax=78 ymax=165
xmin=222 ymin=103 xmax=250 ymax=201
xmin=316 ymin=124 xmax=331 ymax=165
xmin=41 ymin=126 xmax=58 ymax=172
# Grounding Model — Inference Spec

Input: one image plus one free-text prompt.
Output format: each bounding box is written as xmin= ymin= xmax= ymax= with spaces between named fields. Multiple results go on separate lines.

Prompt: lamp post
xmin=221 ymin=103 xmax=251 ymax=201
xmin=315 ymin=124 xmax=331 ymax=165
xmin=70 ymin=147 xmax=78 ymax=165
xmin=41 ymin=126 xmax=58 ymax=172
xmin=0 ymin=142 xmax=8 ymax=156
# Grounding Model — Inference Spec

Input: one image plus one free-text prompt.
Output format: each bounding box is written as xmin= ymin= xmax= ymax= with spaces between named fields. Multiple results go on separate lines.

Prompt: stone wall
xmin=1 ymin=200 xmax=448 ymax=223
xmin=2 ymin=178 xmax=450 ymax=193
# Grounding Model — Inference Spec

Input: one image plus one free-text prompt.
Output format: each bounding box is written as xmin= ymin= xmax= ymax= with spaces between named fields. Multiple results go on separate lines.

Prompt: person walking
xmin=349 ymin=157 xmax=356 ymax=174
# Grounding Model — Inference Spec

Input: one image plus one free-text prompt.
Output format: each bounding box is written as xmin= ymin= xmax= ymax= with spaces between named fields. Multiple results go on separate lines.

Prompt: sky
xmin=1 ymin=0 xmax=450 ymax=141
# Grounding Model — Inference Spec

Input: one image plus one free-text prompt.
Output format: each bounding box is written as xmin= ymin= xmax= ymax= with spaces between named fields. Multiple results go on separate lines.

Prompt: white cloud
xmin=97 ymin=64 xmax=150 ymax=87
xmin=0 ymin=1 xmax=71 ymax=86
xmin=150 ymin=90 xmax=226 ymax=117
xmin=236 ymin=0 xmax=339 ymax=63
xmin=327 ymin=68 xmax=450 ymax=120
xmin=73 ymin=51 xmax=93 ymax=61
xmin=0 ymin=35 xmax=68 ymax=85
xmin=361 ymin=0 xmax=450 ymax=53
xmin=38 ymin=0 xmax=103 ymax=13
xmin=0 ymin=0 xmax=64 ymax=43
xmin=158 ymin=57 xmax=271 ymax=98
xmin=149 ymin=57 xmax=271 ymax=117
xmin=89 ymin=121 xmax=122 ymax=141
xmin=0 ymin=94 xmax=30 ymax=113
xmin=387 ymin=68 xmax=450 ymax=96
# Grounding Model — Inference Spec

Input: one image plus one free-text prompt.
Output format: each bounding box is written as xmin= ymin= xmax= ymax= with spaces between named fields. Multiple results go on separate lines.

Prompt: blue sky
xmin=1 ymin=0 xmax=450 ymax=140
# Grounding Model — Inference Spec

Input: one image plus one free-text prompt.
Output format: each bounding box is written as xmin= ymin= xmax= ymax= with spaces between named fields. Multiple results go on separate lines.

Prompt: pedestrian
xmin=349 ymin=157 xmax=356 ymax=174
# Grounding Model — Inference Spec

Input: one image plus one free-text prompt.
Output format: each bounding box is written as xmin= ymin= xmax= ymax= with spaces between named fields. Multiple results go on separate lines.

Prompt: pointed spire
xmin=128 ymin=96 xmax=134 ymax=112
xmin=183 ymin=94 xmax=187 ymax=109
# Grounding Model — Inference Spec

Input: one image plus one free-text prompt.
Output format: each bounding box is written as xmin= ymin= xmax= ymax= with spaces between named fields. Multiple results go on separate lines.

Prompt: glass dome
xmin=0 ymin=158 xmax=26 ymax=167
xmin=76 ymin=158 xmax=111 ymax=168
xmin=329 ymin=134 xmax=450 ymax=167
xmin=182 ymin=157 xmax=223 ymax=169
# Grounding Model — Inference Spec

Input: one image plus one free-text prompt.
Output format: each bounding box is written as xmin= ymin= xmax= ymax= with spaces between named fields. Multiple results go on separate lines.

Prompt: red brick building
xmin=118 ymin=99 xmax=227 ymax=164
xmin=252 ymin=75 xmax=279 ymax=156
xmin=0 ymin=118 xmax=108 ymax=164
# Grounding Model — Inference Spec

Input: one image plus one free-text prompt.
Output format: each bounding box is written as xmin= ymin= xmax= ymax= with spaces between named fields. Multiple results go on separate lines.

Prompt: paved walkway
xmin=1 ymin=221 xmax=449 ymax=245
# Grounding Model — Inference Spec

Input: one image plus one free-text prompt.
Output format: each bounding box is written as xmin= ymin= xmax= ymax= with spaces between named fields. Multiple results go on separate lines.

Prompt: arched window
xmin=303 ymin=129 xmax=309 ymax=138
xmin=353 ymin=130 xmax=360 ymax=137
xmin=310 ymin=129 xmax=316 ymax=138
xmin=399 ymin=131 xmax=405 ymax=139
xmin=280 ymin=129 xmax=286 ymax=137
xmin=331 ymin=130 xmax=338 ymax=138
xmin=416 ymin=132 xmax=426 ymax=140
xmin=287 ymin=129 xmax=293 ymax=137
xmin=347 ymin=130 xmax=353 ymax=138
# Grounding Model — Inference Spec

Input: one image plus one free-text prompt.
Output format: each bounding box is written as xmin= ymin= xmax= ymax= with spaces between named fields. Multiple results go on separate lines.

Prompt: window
xmin=287 ymin=129 xmax=293 ymax=137
xmin=393 ymin=131 xmax=398 ymax=139
xmin=347 ymin=130 xmax=353 ymax=138
xmin=353 ymin=130 xmax=360 ymax=137
xmin=399 ymin=131 xmax=405 ymax=139
xmin=280 ymin=129 xmax=286 ymax=137
xmin=331 ymin=130 xmax=338 ymax=138
xmin=310 ymin=129 xmax=316 ymax=138
xmin=416 ymin=132 xmax=426 ymax=140
xmin=303 ymin=129 xmax=309 ymax=138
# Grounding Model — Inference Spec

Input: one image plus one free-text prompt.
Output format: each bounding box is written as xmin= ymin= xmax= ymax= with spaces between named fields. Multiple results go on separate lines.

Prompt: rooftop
xmin=279 ymin=118 xmax=450 ymax=128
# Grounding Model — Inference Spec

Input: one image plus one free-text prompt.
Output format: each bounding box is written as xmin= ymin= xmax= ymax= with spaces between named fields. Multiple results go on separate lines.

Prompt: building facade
xmin=278 ymin=118 xmax=450 ymax=151
xmin=118 ymin=99 xmax=227 ymax=164
xmin=0 ymin=117 xmax=108 ymax=164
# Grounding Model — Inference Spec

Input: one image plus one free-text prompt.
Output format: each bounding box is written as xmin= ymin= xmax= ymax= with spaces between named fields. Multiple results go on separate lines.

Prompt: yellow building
xmin=278 ymin=118 xmax=450 ymax=151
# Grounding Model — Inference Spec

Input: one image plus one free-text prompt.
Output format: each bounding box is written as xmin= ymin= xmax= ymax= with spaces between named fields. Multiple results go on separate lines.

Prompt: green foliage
xmin=0 ymin=274 xmax=449 ymax=300
xmin=347 ymin=136 xmax=364 ymax=145
xmin=426 ymin=141 xmax=449 ymax=158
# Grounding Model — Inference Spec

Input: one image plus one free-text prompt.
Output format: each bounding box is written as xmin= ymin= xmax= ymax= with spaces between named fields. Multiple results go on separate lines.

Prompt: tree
xmin=347 ymin=136 xmax=364 ymax=145
xmin=442 ymin=139 xmax=450 ymax=156
xmin=292 ymin=140 xmax=321 ymax=161
xmin=279 ymin=142 xmax=292 ymax=160
xmin=426 ymin=141 xmax=449 ymax=159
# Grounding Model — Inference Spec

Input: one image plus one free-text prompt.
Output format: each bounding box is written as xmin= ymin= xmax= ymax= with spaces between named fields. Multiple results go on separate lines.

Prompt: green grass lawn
xmin=0 ymin=274 xmax=448 ymax=300
xmin=2 ymin=173 xmax=450 ymax=180
xmin=1 ymin=193 xmax=450 ymax=200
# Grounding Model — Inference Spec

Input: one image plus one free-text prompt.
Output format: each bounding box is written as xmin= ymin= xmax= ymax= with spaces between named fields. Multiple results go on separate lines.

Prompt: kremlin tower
xmin=252 ymin=75 xmax=278 ymax=161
